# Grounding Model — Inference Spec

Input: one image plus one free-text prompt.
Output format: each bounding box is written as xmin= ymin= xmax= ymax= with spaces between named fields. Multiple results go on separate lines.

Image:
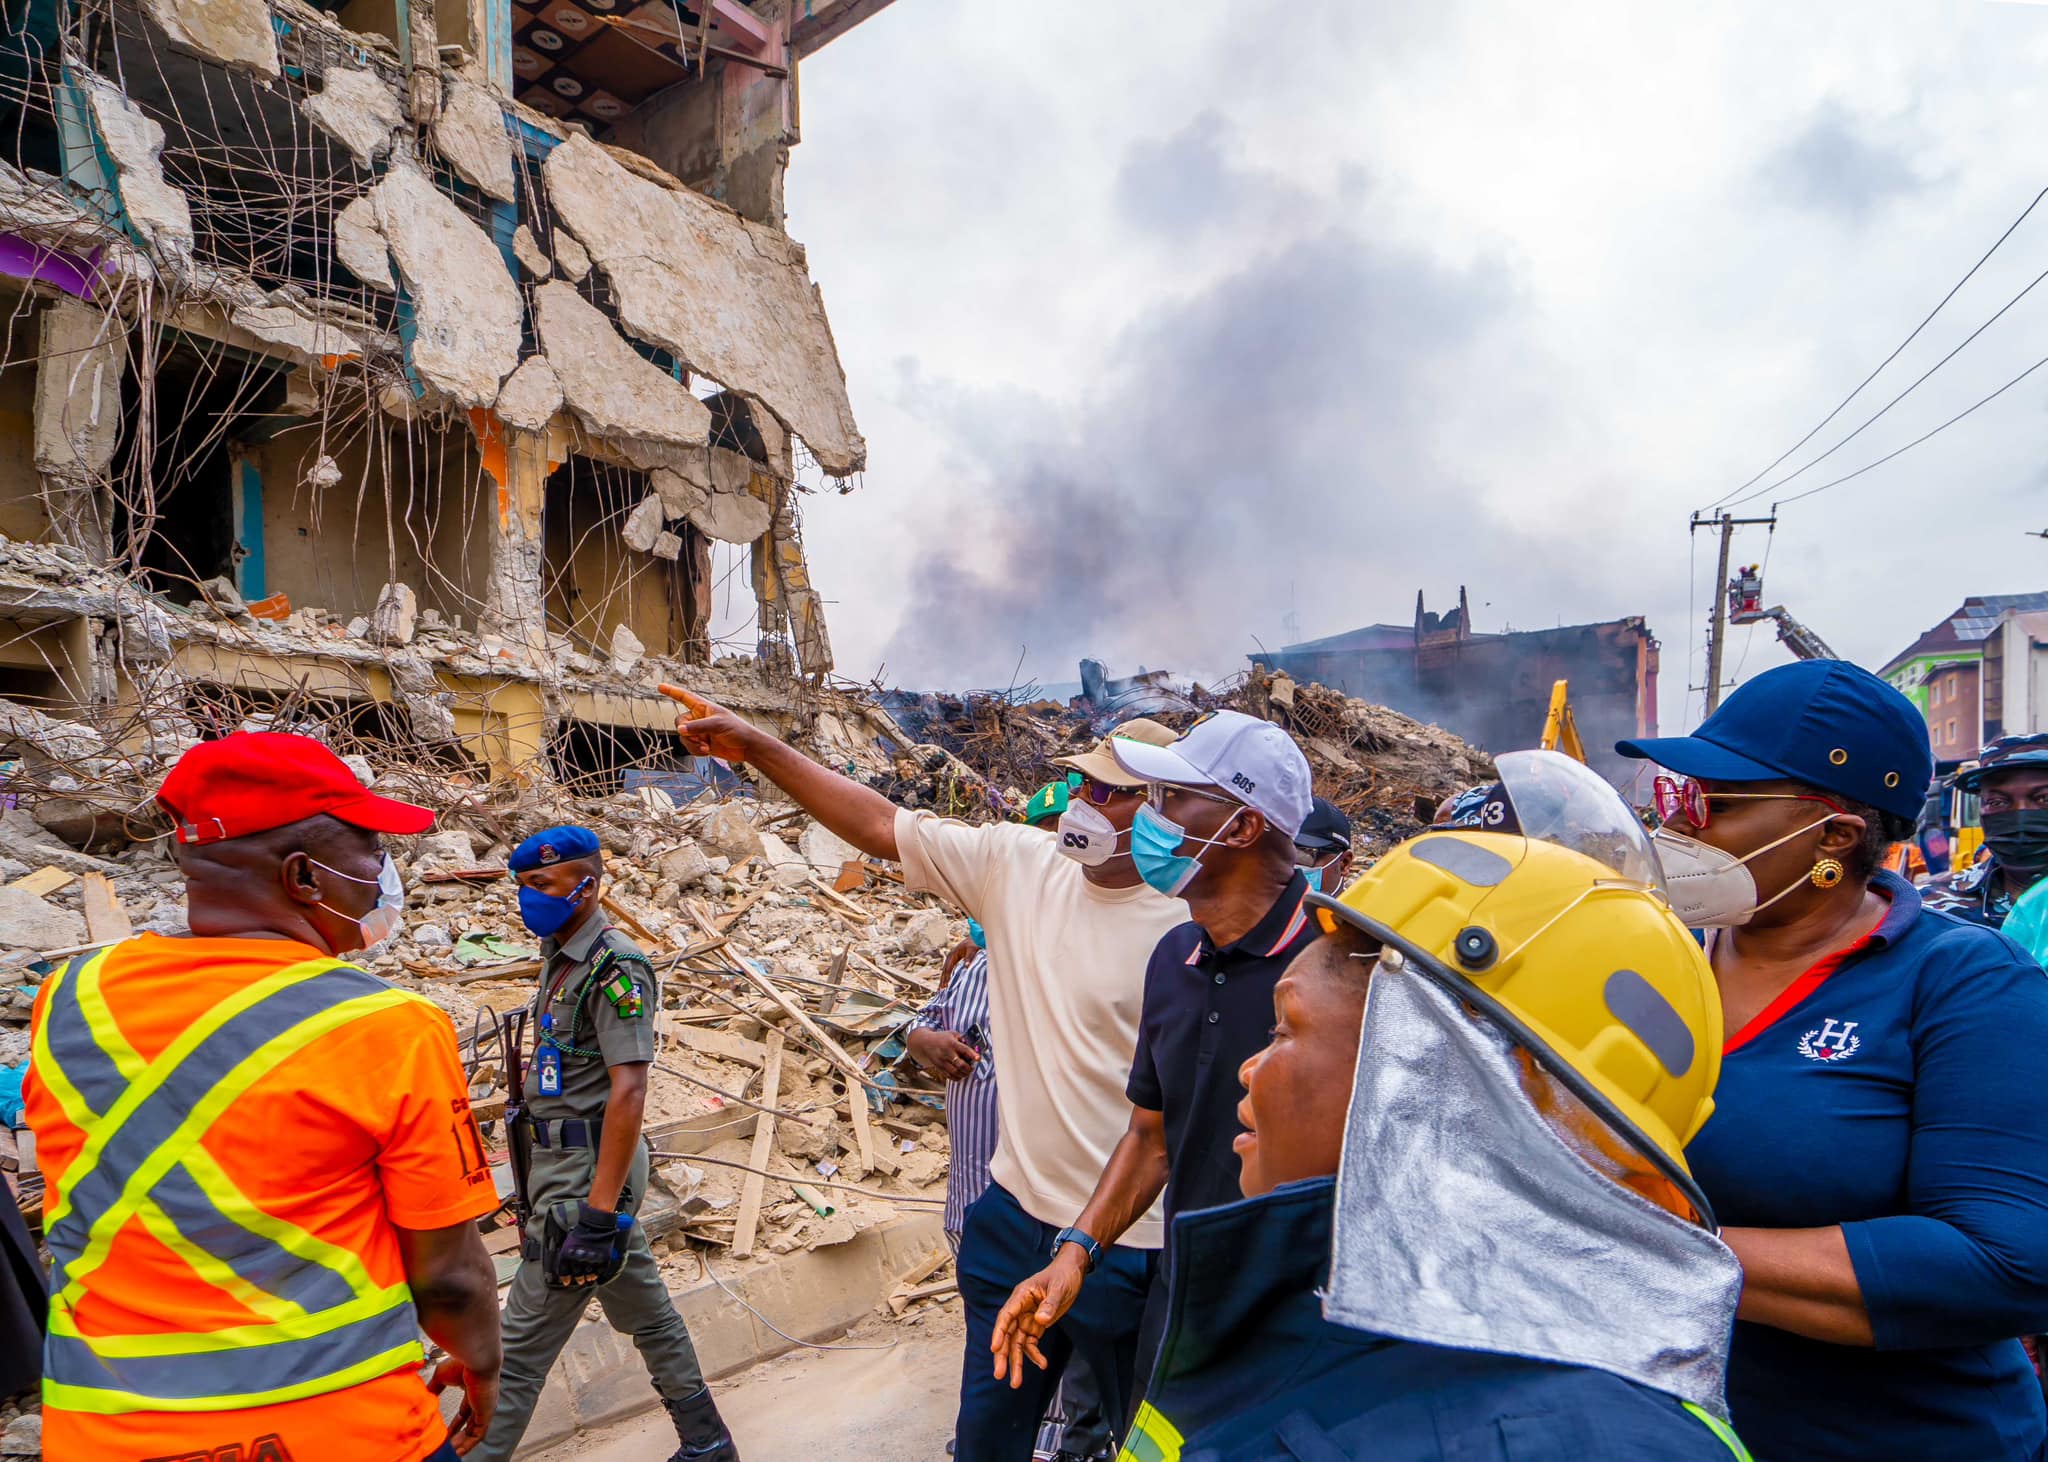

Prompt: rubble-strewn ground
xmin=532 ymin=1308 xmax=964 ymax=1461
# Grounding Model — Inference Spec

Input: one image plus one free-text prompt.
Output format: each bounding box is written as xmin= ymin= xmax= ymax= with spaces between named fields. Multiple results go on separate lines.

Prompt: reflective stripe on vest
xmin=1683 ymin=1401 xmax=1756 ymax=1461
xmin=1117 ymin=1401 xmax=1186 ymax=1462
xmin=32 ymin=950 xmax=426 ymax=1415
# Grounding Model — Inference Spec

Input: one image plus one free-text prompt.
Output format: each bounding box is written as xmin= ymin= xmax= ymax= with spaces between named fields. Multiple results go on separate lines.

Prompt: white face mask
xmin=311 ymin=853 xmax=406 ymax=955
xmin=1651 ymin=817 xmax=1836 ymax=928
xmin=1055 ymin=800 xmax=1124 ymax=867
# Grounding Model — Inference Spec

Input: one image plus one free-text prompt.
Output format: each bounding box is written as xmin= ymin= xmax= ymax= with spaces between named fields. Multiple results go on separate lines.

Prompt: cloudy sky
xmin=770 ymin=0 xmax=2048 ymax=733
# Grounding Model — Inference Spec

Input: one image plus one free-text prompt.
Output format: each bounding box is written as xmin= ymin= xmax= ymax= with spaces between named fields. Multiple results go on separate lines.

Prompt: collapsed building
xmin=0 ymin=0 xmax=889 ymax=802
xmin=1251 ymin=588 xmax=1661 ymax=789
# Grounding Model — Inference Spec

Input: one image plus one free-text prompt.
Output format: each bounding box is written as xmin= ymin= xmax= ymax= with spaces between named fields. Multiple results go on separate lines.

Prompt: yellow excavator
xmin=1540 ymin=681 xmax=1586 ymax=762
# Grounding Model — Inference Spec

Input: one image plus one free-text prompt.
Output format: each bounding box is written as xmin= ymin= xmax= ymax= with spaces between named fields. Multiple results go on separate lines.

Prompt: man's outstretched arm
xmin=990 ymin=1105 xmax=1169 ymax=1387
xmin=665 ymin=687 xmax=899 ymax=860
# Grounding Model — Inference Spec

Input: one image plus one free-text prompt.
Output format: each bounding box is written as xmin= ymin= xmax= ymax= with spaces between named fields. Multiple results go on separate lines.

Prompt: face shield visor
xmin=1309 ymin=749 xmax=1715 ymax=1229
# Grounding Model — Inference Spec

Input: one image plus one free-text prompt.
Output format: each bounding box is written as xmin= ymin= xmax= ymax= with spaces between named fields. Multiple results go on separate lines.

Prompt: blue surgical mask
xmin=1131 ymin=803 xmax=1240 ymax=898
xmin=967 ymin=917 xmax=986 ymax=949
xmin=519 ymin=875 xmax=594 ymax=938
xmin=1302 ymin=865 xmax=1324 ymax=894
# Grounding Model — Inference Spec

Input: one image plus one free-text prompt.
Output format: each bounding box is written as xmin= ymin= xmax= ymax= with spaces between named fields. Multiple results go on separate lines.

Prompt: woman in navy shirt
xmin=1621 ymin=659 xmax=2048 ymax=1461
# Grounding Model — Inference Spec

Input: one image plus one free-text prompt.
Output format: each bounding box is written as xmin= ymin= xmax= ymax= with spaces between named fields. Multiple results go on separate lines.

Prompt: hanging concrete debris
xmin=493 ymin=355 xmax=564 ymax=433
xmin=226 ymin=303 xmax=364 ymax=362
xmin=433 ymin=74 xmax=517 ymax=204
xmin=304 ymin=66 xmax=404 ymax=165
xmin=80 ymin=73 xmax=195 ymax=268
xmin=653 ymin=458 xmax=774 ymax=545
xmin=511 ymin=224 xmax=551 ymax=279
xmin=140 ymin=0 xmax=280 ymax=79
xmin=334 ymin=195 xmax=397 ymax=291
xmin=553 ymin=227 xmax=592 ymax=283
xmin=358 ymin=166 xmax=523 ymax=407
xmin=532 ymin=280 xmax=710 ymax=459
xmin=543 ymin=135 xmax=867 ymax=475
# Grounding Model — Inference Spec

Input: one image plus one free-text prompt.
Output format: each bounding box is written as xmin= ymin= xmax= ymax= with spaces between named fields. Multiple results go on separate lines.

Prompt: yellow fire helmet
xmin=1309 ymin=749 xmax=1724 ymax=1228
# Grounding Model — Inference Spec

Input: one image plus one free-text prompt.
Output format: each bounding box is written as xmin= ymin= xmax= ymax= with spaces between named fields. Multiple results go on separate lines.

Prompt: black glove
xmin=555 ymin=1201 xmax=621 ymax=1283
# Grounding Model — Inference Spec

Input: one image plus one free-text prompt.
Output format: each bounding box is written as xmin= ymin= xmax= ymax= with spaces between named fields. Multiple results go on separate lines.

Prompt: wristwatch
xmin=1050 ymin=1226 xmax=1102 ymax=1273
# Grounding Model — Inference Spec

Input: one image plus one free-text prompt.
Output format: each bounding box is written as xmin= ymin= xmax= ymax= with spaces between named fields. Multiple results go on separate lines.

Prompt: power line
xmin=1720 ymin=260 xmax=2048 ymax=511
xmin=1705 ymin=183 xmax=2048 ymax=512
xmin=1773 ymin=349 xmax=2048 ymax=508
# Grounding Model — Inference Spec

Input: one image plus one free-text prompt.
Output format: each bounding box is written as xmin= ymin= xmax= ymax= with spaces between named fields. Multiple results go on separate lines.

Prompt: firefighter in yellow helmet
xmin=1117 ymin=751 xmax=1754 ymax=1462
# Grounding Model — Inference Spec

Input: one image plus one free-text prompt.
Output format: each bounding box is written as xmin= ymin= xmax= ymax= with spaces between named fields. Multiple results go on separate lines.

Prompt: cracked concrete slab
xmin=360 ymin=166 xmax=522 ymax=407
xmin=512 ymin=224 xmax=551 ymax=279
xmin=542 ymin=135 xmax=865 ymax=475
xmin=228 ymin=303 xmax=363 ymax=360
xmin=532 ymin=280 xmax=709 ymax=455
xmin=649 ymin=456 xmax=774 ymax=544
xmin=140 ymin=0 xmax=279 ymax=79
xmin=434 ymin=75 xmax=516 ymax=204
xmin=304 ymin=66 xmax=402 ymax=165
xmin=553 ymin=227 xmax=591 ymax=283
xmin=334 ymin=196 xmax=395 ymax=291
xmin=82 ymin=74 xmax=193 ymax=266
xmin=494 ymin=355 xmax=564 ymax=432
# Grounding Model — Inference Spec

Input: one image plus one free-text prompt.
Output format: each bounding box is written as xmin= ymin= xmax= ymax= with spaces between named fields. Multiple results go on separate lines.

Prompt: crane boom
xmin=1731 ymin=604 xmax=1837 ymax=661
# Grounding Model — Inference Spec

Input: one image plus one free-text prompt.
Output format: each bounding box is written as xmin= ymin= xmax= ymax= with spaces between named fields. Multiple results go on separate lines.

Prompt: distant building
xmin=1250 ymin=589 xmax=1659 ymax=787
xmin=1880 ymin=593 xmax=2048 ymax=753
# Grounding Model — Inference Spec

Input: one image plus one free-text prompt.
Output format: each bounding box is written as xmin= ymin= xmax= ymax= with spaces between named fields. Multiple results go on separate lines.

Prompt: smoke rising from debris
xmin=878 ymin=127 xmax=1557 ymax=689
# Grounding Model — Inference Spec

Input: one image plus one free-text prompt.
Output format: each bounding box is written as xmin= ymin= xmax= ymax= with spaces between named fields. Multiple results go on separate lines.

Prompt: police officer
xmin=1927 ymin=732 xmax=2048 ymax=927
xmin=475 ymin=825 xmax=740 ymax=1462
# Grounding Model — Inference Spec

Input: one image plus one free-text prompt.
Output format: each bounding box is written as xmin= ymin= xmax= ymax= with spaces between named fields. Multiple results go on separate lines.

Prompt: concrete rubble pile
xmin=874 ymin=664 xmax=1496 ymax=855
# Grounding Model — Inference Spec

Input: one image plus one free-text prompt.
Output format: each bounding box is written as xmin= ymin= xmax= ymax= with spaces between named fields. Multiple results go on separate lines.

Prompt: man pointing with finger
xmin=992 ymin=711 xmax=1320 ymax=1405
xmin=670 ymin=688 xmax=1186 ymax=1460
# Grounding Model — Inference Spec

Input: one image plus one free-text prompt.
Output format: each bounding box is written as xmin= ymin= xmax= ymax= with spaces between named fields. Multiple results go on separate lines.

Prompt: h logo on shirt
xmin=1797 ymin=1018 xmax=1861 ymax=1063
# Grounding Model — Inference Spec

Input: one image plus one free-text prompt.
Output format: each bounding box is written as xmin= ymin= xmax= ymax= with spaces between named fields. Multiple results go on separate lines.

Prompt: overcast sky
xmin=772 ymin=1 xmax=2048 ymax=733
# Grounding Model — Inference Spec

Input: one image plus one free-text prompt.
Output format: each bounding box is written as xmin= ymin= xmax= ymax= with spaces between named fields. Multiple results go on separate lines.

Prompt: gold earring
xmin=1810 ymin=858 xmax=1845 ymax=889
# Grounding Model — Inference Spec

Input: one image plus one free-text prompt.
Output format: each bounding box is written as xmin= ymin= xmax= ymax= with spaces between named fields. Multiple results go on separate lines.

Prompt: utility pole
xmin=1690 ymin=511 xmax=1778 ymax=715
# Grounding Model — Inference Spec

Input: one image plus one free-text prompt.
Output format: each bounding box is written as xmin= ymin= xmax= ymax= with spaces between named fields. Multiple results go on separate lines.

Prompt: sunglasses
xmin=1652 ymin=775 xmax=1846 ymax=829
xmin=1070 ymin=772 xmax=1137 ymax=806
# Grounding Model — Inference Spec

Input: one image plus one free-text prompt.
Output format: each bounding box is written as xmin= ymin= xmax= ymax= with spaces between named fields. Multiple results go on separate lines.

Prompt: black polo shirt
xmin=1126 ymin=869 xmax=1322 ymax=1224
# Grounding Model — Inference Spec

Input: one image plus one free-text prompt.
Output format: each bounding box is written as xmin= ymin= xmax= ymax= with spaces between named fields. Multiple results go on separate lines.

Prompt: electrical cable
xmin=1721 ymin=260 xmax=2048 ymax=510
xmin=1705 ymin=183 xmax=2048 ymax=511
xmin=1775 ymin=349 xmax=2048 ymax=508
xmin=694 ymin=1251 xmax=903 ymax=1352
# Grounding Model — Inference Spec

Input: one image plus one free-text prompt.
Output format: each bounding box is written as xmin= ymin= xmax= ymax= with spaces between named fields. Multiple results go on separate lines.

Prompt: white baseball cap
xmin=1110 ymin=710 xmax=1314 ymax=841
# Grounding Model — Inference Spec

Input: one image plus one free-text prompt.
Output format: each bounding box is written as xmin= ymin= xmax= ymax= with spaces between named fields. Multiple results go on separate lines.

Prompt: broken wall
xmin=250 ymin=413 xmax=497 ymax=626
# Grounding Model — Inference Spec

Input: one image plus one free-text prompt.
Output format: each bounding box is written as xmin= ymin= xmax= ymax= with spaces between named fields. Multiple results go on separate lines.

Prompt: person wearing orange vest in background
xmin=24 ymin=731 xmax=503 ymax=1461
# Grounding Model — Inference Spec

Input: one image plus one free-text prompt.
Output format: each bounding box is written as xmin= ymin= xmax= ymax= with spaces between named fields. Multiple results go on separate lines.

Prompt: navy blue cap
xmin=1616 ymin=660 xmax=1932 ymax=821
xmin=1954 ymin=732 xmax=2048 ymax=793
xmin=1295 ymin=796 xmax=1353 ymax=852
xmin=508 ymin=824 xmax=602 ymax=874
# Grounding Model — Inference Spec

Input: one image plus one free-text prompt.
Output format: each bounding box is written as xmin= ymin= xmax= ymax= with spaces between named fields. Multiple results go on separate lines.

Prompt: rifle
xmin=502 ymin=1007 xmax=534 ymax=1225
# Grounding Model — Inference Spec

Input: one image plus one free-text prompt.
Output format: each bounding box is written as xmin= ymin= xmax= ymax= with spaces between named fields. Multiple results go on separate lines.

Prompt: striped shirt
xmin=909 ymin=950 xmax=998 ymax=1236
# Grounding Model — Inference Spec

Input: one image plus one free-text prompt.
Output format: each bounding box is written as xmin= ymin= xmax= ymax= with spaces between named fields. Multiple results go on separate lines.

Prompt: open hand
xmin=660 ymin=686 xmax=757 ymax=763
xmin=990 ymin=1251 xmax=1087 ymax=1388
xmin=905 ymin=1026 xmax=979 ymax=1082
xmin=428 ymin=1354 xmax=499 ymax=1455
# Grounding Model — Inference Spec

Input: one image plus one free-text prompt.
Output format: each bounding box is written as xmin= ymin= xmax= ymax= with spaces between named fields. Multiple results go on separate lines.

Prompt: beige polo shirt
xmin=895 ymin=809 xmax=1184 ymax=1250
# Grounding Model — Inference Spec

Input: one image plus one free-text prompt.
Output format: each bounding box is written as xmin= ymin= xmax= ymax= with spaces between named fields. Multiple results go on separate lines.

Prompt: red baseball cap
xmin=157 ymin=731 xmax=436 ymax=845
